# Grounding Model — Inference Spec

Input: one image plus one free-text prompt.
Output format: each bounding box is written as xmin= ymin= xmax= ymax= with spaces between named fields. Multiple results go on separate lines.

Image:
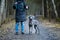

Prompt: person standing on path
xmin=13 ymin=0 xmax=28 ymax=35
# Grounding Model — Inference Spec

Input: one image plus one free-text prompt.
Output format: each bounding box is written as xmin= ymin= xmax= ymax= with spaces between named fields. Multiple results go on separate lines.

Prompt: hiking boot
xmin=21 ymin=32 xmax=24 ymax=34
xmin=15 ymin=32 xmax=18 ymax=35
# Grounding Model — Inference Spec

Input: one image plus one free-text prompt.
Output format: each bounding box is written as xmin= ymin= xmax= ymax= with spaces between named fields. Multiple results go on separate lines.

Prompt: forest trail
xmin=0 ymin=19 xmax=60 ymax=40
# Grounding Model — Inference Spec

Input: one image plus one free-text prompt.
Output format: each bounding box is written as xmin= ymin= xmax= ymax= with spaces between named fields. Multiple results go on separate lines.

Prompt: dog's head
xmin=27 ymin=15 xmax=35 ymax=20
xmin=28 ymin=15 xmax=35 ymax=20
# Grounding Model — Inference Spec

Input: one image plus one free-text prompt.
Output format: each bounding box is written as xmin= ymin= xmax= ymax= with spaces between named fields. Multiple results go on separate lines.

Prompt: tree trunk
xmin=46 ymin=0 xmax=50 ymax=21
xmin=0 ymin=0 xmax=5 ymax=26
xmin=52 ymin=0 xmax=58 ymax=18
xmin=42 ymin=0 xmax=44 ymax=18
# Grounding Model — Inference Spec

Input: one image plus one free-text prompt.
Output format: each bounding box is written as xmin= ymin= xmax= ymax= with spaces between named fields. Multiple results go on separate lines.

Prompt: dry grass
xmin=0 ymin=20 xmax=15 ymax=36
xmin=38 ymin=17 xmax=60 ymax=28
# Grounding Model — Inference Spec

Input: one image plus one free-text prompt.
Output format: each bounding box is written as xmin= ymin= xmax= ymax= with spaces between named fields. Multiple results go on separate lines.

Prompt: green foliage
xmin=26 ymin=0 xmax=41 ymax=15
xmin=56 ymin=18 xmax=60 ymax=22
xmin=0 ymin=0 xmax=1 ymax=5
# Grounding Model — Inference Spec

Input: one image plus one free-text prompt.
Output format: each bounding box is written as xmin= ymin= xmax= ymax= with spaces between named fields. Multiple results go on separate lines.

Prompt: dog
xmin=28 ymin=15 xmax=38 ymax=34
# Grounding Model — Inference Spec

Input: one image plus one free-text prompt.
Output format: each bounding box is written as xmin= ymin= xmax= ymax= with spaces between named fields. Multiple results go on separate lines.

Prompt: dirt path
xmin=0 ymin=20 xmax=60 ymax=40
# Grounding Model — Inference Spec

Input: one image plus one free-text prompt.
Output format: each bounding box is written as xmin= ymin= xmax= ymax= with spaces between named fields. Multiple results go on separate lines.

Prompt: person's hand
xmin=13 ymin=2 xmax=17 ymax=9
xmin=13 ymin=5 xmax=16 ymax=9
xmin=26 ymin=6 xmax=29 ymax=10
xmin=15 ymin=2 xmax=17 ymax=4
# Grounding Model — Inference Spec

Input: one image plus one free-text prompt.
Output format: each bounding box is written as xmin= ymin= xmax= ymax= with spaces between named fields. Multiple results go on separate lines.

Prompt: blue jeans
xmin=15 ymin=22 xmax=24 ymax=33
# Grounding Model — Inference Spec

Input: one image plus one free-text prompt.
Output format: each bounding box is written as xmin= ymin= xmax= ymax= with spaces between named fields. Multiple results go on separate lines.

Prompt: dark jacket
xmin=13 ymin=1 xmax=26 ymax=22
